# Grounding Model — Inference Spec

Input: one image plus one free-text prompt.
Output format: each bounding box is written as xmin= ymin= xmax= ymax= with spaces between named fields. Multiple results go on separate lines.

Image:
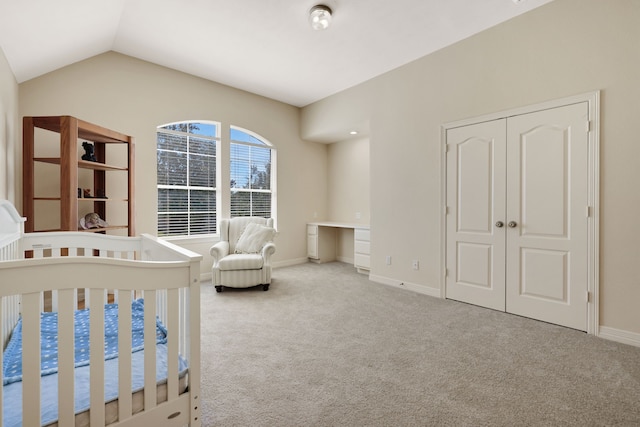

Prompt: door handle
xmin=508 ymin=221 xmax=518 ymax=228
xmin=495 ymin=221 xmax=504 ymax=228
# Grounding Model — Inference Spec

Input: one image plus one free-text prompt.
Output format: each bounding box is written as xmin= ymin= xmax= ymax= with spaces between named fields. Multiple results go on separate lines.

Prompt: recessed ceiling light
xmin=349 ymin=131 xmax=358 ymax=135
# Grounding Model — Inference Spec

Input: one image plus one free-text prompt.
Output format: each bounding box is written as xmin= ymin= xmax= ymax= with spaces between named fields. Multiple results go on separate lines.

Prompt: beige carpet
xmin=200 ymin=261 xmax=640 ymax=426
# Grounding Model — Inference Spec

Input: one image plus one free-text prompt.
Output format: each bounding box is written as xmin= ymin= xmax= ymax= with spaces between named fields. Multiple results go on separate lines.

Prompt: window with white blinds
xmin=230 ymin=127 xmax=273 ymax=218
xmin=157 ymin=122 xmax=218 ymax=237
xmin=157 ymin=121 xmax=275 ymax=238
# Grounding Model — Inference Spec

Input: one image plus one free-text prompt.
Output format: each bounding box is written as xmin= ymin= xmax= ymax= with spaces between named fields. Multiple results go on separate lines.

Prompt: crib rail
xmin=0 ymin=225 xmax=202 ymax=426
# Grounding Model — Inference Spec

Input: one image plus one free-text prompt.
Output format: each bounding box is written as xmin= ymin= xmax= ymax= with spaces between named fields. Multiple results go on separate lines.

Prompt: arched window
xmin=230 ymin=126 xmax=274 ymax=218
xmin=157 ymin=121 xmax=276 ymax=238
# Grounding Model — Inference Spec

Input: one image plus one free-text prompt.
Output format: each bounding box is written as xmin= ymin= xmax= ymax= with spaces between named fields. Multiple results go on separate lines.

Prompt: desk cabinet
xmin=354 ymin=228 xmax=371 ymax=272
xmin=307 ymin=222 xmax=369 ymax=274
xmin=307 ymin=224 xmax=337 ymax=263
xmin=307 ymin=225 xmax=318 ymax=258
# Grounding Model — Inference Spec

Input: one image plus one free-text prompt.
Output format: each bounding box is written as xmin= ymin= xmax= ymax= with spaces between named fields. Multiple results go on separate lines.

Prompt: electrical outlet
xmin=386 ymin=255 xmax=392 ymax=265
xmin=412 ymin=260 xmax=419 ymax=270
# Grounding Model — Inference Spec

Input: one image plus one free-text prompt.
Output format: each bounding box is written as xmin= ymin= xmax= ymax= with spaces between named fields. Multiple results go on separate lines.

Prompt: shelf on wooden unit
xmin=34 ymin=198 xmax=129 ymax=202
xmin=78 ymin=225 xmax=128 ymax=233
xmin=34 ymin=158 xmax=128 ymax=172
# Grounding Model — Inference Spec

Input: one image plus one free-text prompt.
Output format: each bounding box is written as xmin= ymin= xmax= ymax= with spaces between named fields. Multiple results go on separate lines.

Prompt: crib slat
xmin=189 ymin=276 xmax=202 ymax=426
xmin=167 ymin=288 xmax=179 ymax=400
xmin=89 ymin=289 xmax=106 ymax=427
xmin=22 ymin=292 xmax=41 ymax=427
xmin=118 ymin=290 xmax=133 ymax=421
xmin=180 ymin=288 xmax=189 ymax=362
xmin=57 ymin=289 xmax=76 ymax=427
xmin=144 ymin=290 xmax=157 ymax=411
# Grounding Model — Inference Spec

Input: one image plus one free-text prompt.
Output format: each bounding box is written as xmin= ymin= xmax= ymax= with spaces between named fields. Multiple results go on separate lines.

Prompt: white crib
xmin=0 ymin=200 xmax=202 ymax=427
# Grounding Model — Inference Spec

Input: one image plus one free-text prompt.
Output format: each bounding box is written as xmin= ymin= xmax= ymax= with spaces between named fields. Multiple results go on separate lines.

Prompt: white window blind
xmin=157 ymin=122 xmax=218 ymax=237
xmin=230 ymin=127 xmax=273 ymax=219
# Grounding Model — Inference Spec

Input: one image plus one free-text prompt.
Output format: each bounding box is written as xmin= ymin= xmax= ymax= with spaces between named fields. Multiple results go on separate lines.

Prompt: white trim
xmin=273 ymin=257 xmax=309 ymax=269
xmin=162 ymin=234 xmax=219 ymax=245
xmin=440 ymin=91 xmax=600 ymax=334
xmin=439 ymin=125 xmax=448 ymax=300
xmin=369 ymin=274 xmax=441 ymax=298
xmin=599 ymin=326 xmax=640 ymax=348
xmin=586 ymin=91 xmax=600 ymax=336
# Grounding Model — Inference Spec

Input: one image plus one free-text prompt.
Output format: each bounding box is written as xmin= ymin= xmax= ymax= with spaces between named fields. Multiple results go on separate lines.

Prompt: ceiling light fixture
xmin=349 ymin=131 xmax=358 ymax=135
xmin=309 ymin=5 xmax=332 ymax=31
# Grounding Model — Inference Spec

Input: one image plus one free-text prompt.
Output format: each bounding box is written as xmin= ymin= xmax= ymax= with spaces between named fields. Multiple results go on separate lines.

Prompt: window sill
xmin=161 ymin=234 xmax=220 ymax=245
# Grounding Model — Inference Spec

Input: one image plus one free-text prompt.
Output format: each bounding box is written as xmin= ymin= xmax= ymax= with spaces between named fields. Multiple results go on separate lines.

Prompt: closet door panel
xmin=505 ymin=102 xmax=589 ymax=331
xmin=446 ymin=119 xmax=506 ymax=311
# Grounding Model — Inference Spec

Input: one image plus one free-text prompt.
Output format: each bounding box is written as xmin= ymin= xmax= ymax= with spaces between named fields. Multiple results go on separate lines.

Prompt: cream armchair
xmin=210 ymin=217 xmax=276 ymax=292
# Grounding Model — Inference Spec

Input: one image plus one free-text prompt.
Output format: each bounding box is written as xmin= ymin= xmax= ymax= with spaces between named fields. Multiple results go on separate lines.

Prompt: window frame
xmin=229 ymin=125 xmax=276 ymax=220
xmin=156 ymin=121 xmax=276 ymax=240
xmin=157 ymin=121 xmax=220 ymax=238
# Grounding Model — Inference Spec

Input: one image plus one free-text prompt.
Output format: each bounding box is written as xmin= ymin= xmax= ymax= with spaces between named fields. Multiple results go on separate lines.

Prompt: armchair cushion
xmin=234 ymin=222 xmax=276 ymax=254
xmin=218 ymin=253 xmax=264 ymax=271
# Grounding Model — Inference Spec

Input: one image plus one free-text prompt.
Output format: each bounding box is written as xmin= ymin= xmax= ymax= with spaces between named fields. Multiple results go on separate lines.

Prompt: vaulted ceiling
xmin=0 ymin=0 xmax=553 ymax=107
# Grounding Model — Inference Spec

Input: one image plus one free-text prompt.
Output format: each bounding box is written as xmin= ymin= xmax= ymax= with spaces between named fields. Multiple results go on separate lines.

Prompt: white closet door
xmin=445 ymin=101 xmax=590 ymax=331
xmin=505 ymin=103 xmax=589 ymax=330
xmin=445 ymin=119 xmax=506 ymax=311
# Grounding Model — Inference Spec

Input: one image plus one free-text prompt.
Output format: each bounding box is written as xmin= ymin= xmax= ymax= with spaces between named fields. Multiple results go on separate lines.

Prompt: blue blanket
xmin=2 ymin=299 xmax=167 ymax=385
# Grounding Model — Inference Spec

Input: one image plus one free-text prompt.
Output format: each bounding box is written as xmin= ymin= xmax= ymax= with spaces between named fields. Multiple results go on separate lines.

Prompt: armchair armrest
xmin=261 ymin=242 xmax=276 ymax=265
xmin=210 ymin=241 xmax=230 ymax=265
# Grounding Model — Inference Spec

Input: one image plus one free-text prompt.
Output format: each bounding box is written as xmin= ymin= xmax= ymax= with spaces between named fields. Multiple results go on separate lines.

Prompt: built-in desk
xmin=307 ymin=221 xmax=370 ymax=274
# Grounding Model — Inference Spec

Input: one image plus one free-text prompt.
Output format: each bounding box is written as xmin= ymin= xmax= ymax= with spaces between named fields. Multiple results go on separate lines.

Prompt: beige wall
xmin=0 ymin=46 xmax=18 ymax=203
xmin=18 ymin=52 xmax=328 ymax=272
xmin=327 ymin=137 xmax=370 ymax=224
xmin=327 ymin=137 xmax=370 ymax=261
xmin=301 ymin=0 xmax=640 ymax=334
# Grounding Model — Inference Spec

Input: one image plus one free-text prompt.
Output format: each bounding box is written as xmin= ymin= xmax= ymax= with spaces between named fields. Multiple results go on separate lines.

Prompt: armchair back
xmin=221 ymin=217 xmax=274 ymax=254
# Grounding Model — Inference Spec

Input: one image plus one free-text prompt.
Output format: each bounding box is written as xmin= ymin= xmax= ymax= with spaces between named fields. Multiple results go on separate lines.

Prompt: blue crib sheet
xmin=1 ymin=299 xmax=188 ymax=426
xmin=3 ymin=343 xmax=189 ymax=426
xmin=3 ymin=299 xmax=167 ymax=385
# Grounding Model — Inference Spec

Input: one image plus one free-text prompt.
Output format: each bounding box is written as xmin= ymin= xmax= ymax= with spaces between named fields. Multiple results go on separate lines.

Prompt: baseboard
xmin=369 ymin=274 xmax=441 ymax=298
xmin=273 ymin=257 xmax=309 ymax=269
xmin=599 ymin=326 xmax=640 ymax=348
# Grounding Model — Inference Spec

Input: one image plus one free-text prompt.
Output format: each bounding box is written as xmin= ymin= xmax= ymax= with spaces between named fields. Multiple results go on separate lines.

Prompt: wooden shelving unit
xmin=23 ymin=116 xmax=135 ymax=235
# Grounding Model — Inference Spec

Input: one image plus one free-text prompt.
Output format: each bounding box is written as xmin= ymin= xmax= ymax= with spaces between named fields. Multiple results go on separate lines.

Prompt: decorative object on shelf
xmin=79 ymin=212 xmax=108 ymax=230
xmin=81 ymin=141 xmax=97 ymax=162
xmin=78 ymin=188 xmax=82 ymax=198
xmin=83 ymin=188 xmax=93 ymax=198
xmin=96 ymin=189 xmax=108 ymax=199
